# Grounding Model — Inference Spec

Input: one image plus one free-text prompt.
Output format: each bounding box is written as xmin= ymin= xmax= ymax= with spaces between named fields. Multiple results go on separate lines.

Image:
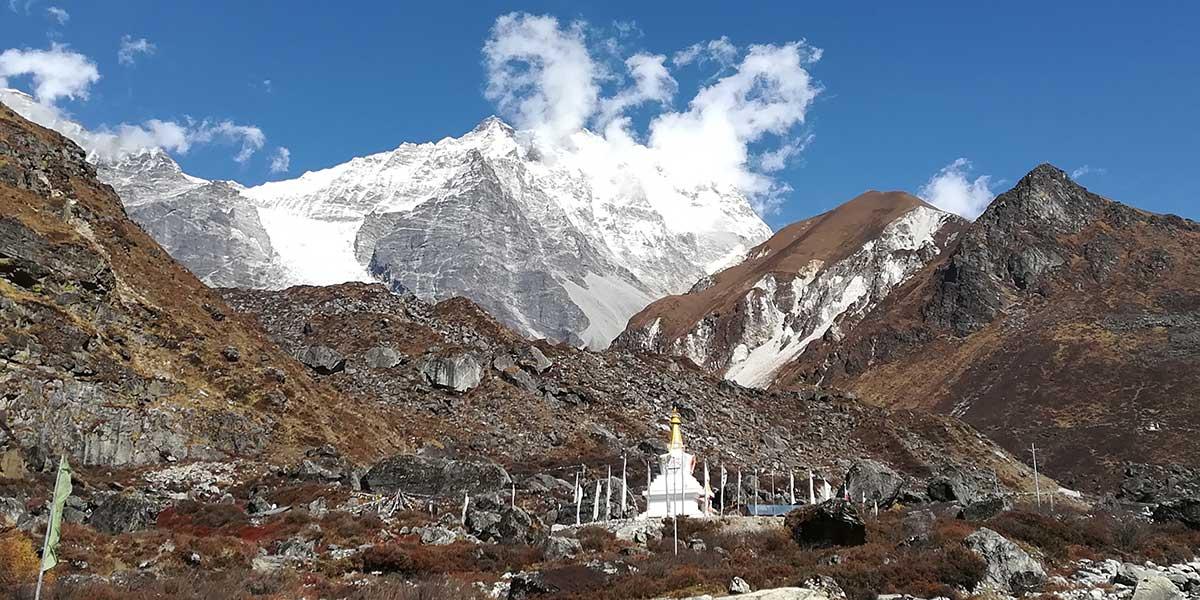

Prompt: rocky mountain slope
xmin=0 ymin=99 xmax=408 ymax=474
xmin=96 ymin=113 xmax=771 ymax=349
xmin=96 ymin=149 xmax=290 ymax=289
xmin=776 ymin=165 xmax=1200 ymax=491
xmin=219 ymin=282 xmax=1048 ymax=502
xmin=615 ymin=192 xmax=964 ymax=387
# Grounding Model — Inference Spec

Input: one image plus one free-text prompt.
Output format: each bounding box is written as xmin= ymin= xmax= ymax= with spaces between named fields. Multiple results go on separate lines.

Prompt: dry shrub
xmin=156 ymin=500 xmax=250 ymax=536
xmin=575 ymin=526 xmax=626 ymax=554
xmin=322 ymin=510 xmax=385 ymax=546
xmin=360 ymin=539 xmax=538 ymax=578
xmin=0 ymin=529 xmax=40 ymax=588
xmin=46 ymin=569 xmax=301 ymax=600
xmin=347 ymin=575 xmax=487 ymax=600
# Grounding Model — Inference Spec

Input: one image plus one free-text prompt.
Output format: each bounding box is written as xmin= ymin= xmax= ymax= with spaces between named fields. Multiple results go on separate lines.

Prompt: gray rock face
xmin=89 ymin=492 xmax=161 ymax=534
xmin=98 ymin=151 xmax=288 ymax=290
xmin=841 ymin=459 xmax=903 ymax=508
xmin=419 ymin=353 xmax=482 ymax=392
xmin=517 ymin=346 xmax=553 ymax=374
xmin=964 ymin=527 xmax=1047 ymax=595
xmin=363 ymin=346 xmax=402 ymax=369
xmin=362 ymin=454 xmax=511 ymax=498
xmin=362 ymin=152 xmax=619 ymax=347
xmin=295 ymin=346 xmax=346 ymax=375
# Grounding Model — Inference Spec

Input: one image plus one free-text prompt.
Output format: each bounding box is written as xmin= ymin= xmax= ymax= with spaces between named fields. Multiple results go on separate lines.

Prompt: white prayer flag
xmin=789 ymin=471 xmax=796 ymax=505
xmin=592 ymin=480 xmax=602 ymax=522
xmin=605 ymin=466 xmax=613 ymax=521
xmin=574 ymin=472 xmax=583 ymax=526
xmin=703 ymin=460 xmax=711 ymax=515
xmin=808 ymin=470 xmax=816 ymax=504
xmin=621 ymin=456 xmax=628 ymax=516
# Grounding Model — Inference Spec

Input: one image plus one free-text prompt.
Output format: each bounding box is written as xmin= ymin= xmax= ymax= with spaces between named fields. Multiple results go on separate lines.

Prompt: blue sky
xmin=1 ymin=1 xmax=1197 ymax=228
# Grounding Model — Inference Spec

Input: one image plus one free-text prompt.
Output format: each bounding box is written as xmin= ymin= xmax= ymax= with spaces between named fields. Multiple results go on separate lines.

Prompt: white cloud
xmin=483 ymin=13 xmax=822 ymax=215
xmin=45 ymin=6 xmax=67 ymax=24
xmin=595 ymin=52 xmax=676 ymax=127
xmin=0 ymin=44 xmax=99 ymax=103
xmin=918 ymin=158 xmax=995 ymax=220
xmin=672 ymin=36 xmax=738 ymax=68
xmin=0 ymin=44 xmax=270 ymax=166
xmin=483 ymin=13 xmax=599 ymax=142
xmin=269 ymin=146 xmax=291 ymax=173
xmin=118 ymin=35 xmax=156 ymax=66
xmin=188 ymin=120 xmax=265 ymax=163
xmin=1070 ymin=164 xmax=1105 ymax=179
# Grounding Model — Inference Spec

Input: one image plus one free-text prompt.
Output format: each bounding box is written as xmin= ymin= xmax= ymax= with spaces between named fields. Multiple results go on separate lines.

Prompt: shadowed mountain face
xmin=778 ymin=164 xmax=1200 ymax=492
xmin=615 ymin=191 xmax=965 ymax=388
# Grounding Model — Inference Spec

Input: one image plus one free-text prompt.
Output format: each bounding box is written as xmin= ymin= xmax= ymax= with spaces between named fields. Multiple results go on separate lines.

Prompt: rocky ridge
xmin=615 ymin=192 xmax=964 ymax=388
xmin=774 ymin=165 xmax=1200 ymax=492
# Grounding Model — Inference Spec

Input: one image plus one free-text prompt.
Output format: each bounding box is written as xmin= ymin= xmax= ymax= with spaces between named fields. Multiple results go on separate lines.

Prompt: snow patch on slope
xmin=720 ymin=205 xmax=954 ymax=387
xmin=255 ymin=209 xmax=371 ymax=286
xmin=562 ymin=273 xmax=658 ymax=350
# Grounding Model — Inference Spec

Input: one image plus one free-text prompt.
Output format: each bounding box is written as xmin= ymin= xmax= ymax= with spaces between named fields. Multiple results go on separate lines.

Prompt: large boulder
xmin=419 ymin=353 xmax=482 ymax=392
xmin=507 ymin=571 xmax=557 ymax=599
xmin=89 ymin=491 xmax=161 ymax=534
xmin=541 ymin=535 xmax=582 ymax=560
xmin=1151 ymin=498 xmax=1200 ymax=529
xmin=1131 ymin=574 xmax=1185 ymax=600
xmin=926 ymin=465 xmax=999 ymax=505
xmin=784 ymin=499 xmax=866 ymax=548
xmin=295 ymin=345 xmax=346 ymax=375
xmin=363 ymin=454 xmax=510 ymax=498
xmin=288 ymin=445 xmax=356 ymax=486
xmin=465 ymin=495 xmax=540 ymax=544
xmin=363 ymin=346 xmax=402 ymax=369
xmin=1119 ymin=462 xmax=1200 ymax=504
xmin=964 ymin=527 xmax=1047 ymax=595
xmin=517 ymin=346 xmax=552 ymax=373
xmin=842 ymin=459 xmax=903 ymax=508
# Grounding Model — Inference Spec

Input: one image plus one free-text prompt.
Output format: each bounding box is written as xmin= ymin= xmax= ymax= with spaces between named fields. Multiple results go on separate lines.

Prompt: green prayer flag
xmin=40 ymin=455 xmax=72 ymax=573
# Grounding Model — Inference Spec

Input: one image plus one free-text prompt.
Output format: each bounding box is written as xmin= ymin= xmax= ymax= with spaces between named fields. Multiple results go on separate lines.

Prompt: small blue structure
xmin=745 ymin=504 xmax=803 ymax=517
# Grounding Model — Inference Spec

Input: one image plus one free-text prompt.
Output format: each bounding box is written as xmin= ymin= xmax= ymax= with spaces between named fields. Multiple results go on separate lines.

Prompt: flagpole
xmin=34 ymin=497 xmax=52 ymax=600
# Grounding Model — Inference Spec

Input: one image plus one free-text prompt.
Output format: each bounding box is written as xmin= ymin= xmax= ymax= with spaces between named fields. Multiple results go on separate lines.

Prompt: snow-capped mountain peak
xmin=88 ymin=115 xmax=770 ymax=348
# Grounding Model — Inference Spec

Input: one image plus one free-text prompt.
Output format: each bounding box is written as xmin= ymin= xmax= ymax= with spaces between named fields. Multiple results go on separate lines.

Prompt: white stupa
xmin=640 ymin=410 xmax=712 ymax=518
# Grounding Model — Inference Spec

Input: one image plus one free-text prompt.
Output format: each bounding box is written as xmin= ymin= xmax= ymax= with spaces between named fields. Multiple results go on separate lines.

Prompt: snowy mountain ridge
xmin=92 ymin=115 xmax=771 ymax=348
xmin=615 ymin=193 xmax=965 ymax=387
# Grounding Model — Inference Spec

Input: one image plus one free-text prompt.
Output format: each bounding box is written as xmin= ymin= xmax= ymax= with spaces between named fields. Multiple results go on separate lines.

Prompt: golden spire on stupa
xmin=668 ymin=409 xmax=684 ymax=450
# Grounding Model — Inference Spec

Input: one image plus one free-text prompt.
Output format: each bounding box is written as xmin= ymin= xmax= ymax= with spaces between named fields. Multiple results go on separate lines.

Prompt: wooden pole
xmin=1030 ymin=444 xmax=1041 ymax=507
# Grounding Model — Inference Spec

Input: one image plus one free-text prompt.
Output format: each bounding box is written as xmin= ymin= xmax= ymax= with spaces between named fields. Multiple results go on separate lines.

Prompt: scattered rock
xmin=964 ymin=527 xmax=1047 ymax=595
xmin=295 ymin=345 xmax=346 ymax=375
xmin=220 ymin=346 xmax=240 ymax=362
xmin=785 ymin=499 xmax=866 ymax=548
xmin=465 ymin=495 xmax=540 ymax=544
xmin=900 ymin=509 xmax=935 ymax=543
xmin=418 ymin=525 xmax=460 ymax=546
